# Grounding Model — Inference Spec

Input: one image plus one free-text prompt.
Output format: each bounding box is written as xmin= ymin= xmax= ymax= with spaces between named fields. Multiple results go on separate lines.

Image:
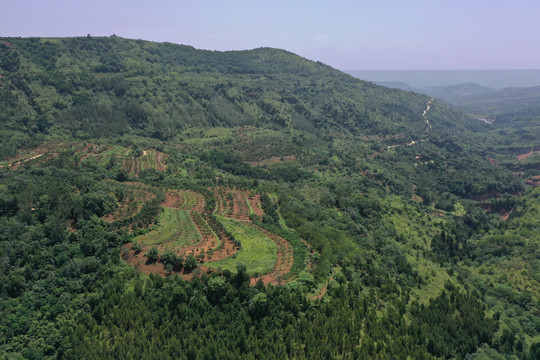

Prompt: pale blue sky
xmin=2 ymin=0 xmax=539 ymax=70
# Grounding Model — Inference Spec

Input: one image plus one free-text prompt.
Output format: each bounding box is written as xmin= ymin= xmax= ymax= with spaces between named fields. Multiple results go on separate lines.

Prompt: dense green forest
xmin=1 ymin=36 xmax=539 ymax=359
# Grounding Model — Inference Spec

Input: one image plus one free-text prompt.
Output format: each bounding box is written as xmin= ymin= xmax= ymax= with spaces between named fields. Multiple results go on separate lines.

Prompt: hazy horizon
xmin=345 ymin=69 xmax=540 ymax=89
xmin=3 ymin=0 xmax=540 ymax=71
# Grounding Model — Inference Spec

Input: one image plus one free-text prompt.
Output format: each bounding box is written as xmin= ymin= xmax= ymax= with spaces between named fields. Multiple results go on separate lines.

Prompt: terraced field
xmin=134 ymin=208 xmax=201 ymax=249
xmin=205 ymin=217 xmax=277 ymax=276
xmin=118 ymin=186 xmax=308 ymax=285
xmin=122 ymin=149 xmax=168 ymax=175
xmin=102 ymin=183 xmax=157 ymax=223
xmin=162 ymin=189 xmax=205 ymax=212
xmin=248 ymin=224 xmax=294 ymax=285
xmin=213 ymin=188 xmax=262 ymax=220
xmin=0 ymin=141 xmax=171 ymax=178
xmin=0 ymin=141 xmax=81 ymax=169
xmin=1 ymin=142 xmax=308 ymax=285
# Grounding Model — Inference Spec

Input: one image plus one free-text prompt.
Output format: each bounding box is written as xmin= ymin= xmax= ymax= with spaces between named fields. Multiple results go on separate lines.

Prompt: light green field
xmin=410 ymin=256 xmax=454 ymax=304
xmin=206 ymin=216 xmax=277 ymax=276
xmin=133 ymin=208 xmax=201 ymax=248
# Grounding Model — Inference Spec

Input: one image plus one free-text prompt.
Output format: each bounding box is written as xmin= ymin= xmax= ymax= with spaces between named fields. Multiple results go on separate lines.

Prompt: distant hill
xmin=345 ymin=69 xmax=540 ymax=89
xmin=372 ymin=81 xmax=415 ymax=92
xmin=0 ymin=36 xmax=479 ymax=154
xmin=420 ymin=82 xmax=497 ymax=102
xmin=452 ymin=85 xmax=540 ymax=109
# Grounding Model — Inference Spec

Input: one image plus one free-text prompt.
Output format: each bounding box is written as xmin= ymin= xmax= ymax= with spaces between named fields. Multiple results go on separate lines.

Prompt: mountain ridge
xmin=0 ymin=35 xmax=479 ymax=146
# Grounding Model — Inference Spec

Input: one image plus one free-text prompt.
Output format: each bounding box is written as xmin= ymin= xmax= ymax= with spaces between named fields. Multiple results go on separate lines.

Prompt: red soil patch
xmin=161 ymin=190 xmax=185 ymax=208
xmin=167 ymin=190 xmax=207 ymax=213
xmin=501 ymin=211 xmax=512 ymax=221
xmin=121 ymin=157 xmax=141 ymax=176
xmin=181 ymin=213 xmax=239 ymax=261
xmin=137 ymin=149 xmax=168 ymax=173
xmin=479 ymin=202 xmax=515 ymax=219
xmin=123 ymin=210 xmax=240 ymax=278
xmin=166 ymin=190 xmax=205 ymax=212
xmin=213 ymin=188 xmax=255 ymax=220
xmin=411 ymin=185 xmax=423 ymax=203
xmin=250 ymin=224 xmax=294 ymax=286
xmin=78 ymin=144 xmax=113 ymax=164
xmin=190 ymin=212 xmax=219 ymax=256
xmin=488 ymin=157 xmax=499 ymax=165
xmin=232 ymin=191 xmax=250 ymax=220
xmin=517 ymin=151 xmax=535 ymax=161
xmin=120 ymin=186 xmax=295 ymax=287
xmin=212 ymin=188 xmax=224 ymax=214
xmin=8 ymin=151 xmax=64 ymax=170
xmin=122 ymin=242 xmax=213 ymax=280
xmin=525 ymin=175 xmax=540 ymax=187
xmin=213 ymin=188 xmax=236 ymax=217
xmin=246 ymin=191 xmax=264 ymax=217
xmin=121 ymin=158 xmax=129 ymax=172
xmin=192 ymin=192 xmax=206 ymax=213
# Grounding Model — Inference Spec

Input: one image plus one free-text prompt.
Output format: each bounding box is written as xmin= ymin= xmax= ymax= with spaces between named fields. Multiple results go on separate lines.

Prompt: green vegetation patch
xmin=207 ymin=216 xmax=277 ymax=275
xmin=133 ymin=208 xmax=201 ymax=248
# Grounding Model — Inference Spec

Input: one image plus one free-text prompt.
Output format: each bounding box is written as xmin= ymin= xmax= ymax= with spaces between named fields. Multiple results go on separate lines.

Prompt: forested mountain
xmin=0 ymin=36 xmax=483 ymax=152
xmin=1 ymin=36 xmax=539 ymax=359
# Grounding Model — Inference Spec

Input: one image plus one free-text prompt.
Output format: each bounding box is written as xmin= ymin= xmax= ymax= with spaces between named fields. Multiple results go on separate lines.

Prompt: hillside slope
xmin=0 ymin=36 xmax=481 ymax=147
xmin=1 ymin=37 xmax=538 ymax=359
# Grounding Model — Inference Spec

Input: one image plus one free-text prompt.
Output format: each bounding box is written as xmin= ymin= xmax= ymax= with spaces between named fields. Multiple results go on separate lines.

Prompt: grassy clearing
xmin=206 ymin=216 xmax=277 ymax=275
xmin=410 ymin=256 xmax=454 ymax=304
xmin=133 ymin=208 xmax=201 ymax=248
xmin=244 ymin=192 xmax=255 ymax=214
xmin=134 ymin=208 xmax=178 ymax=246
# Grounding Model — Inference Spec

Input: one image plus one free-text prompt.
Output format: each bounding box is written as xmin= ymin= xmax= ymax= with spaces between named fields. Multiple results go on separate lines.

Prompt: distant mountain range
xmin=345 ymin=69 xmax=540 ymax=89
xmin=360 ymin=78 xmax=540 ymax=119
xmin=347 ymin=71 xmax=540 ymax=142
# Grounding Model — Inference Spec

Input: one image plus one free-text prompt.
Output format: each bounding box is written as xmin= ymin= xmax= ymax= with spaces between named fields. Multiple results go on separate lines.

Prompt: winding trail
xmin=384 ymin=98 xmax=433 ymax=151
xmin=386 ymin=139 xmax=426 ymax=150
xmin=309 ymin=268 xmax=340 ymax=300
xmin=423 ymin=98 xmax=433 ymax=130
xmin=10 ymin=153 xmax=44 ymax=169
